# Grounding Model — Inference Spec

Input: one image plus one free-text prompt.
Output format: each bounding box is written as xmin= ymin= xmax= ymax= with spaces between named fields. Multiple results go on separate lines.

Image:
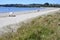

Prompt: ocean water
xmin=0 ymin=7 xmax=45 ymax=13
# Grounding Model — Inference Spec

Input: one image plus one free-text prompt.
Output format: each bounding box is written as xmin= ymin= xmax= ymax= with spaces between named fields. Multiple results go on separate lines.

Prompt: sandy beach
xmin=0 ymin=8 xmax=60 ymax=34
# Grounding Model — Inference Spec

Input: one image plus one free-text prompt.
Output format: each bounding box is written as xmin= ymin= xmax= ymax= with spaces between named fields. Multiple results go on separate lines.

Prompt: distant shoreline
xmin=0 ymin=3 xmax=60 ymax=7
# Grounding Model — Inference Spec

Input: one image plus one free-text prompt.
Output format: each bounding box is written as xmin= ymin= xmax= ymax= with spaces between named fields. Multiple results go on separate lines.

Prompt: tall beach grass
xmin=0 ymin=11 xmax=60 ymax=40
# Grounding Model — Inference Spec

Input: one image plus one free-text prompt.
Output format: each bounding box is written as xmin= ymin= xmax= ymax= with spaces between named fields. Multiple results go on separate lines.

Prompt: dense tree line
xmin=0 ymin=3 xmax=60 ymax=7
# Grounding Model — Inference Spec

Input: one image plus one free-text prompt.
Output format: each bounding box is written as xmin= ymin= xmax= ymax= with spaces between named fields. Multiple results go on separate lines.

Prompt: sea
xmin=0 ymin=7 xmax=46 ymax=13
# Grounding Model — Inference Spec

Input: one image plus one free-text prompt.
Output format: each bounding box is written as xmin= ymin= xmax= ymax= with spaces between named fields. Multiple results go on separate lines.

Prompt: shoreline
xmin=0 ymin=8 xmax=60 ymax=34
xmin=0 ymin=8 xmax=58 ymax=17
xmin=0 ymin=8 xmax=60 ymax=27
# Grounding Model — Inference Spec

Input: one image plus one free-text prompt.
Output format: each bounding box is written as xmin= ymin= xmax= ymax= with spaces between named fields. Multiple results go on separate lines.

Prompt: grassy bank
xmin=0 ymin=11 xmax=60 ymax=40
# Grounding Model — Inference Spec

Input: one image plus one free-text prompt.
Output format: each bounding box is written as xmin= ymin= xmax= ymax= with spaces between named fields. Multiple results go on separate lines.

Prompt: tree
xmin=44 ymin=3 xmax=49 ymax=6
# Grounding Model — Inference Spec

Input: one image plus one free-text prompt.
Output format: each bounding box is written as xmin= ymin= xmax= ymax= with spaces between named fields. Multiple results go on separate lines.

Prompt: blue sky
xmin=0 ymin=0 xmax=60 ymax=4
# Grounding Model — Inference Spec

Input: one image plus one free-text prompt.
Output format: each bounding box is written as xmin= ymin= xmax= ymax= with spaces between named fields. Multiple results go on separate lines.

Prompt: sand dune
xmin=0 ymin=8 xmax=60 ymax=34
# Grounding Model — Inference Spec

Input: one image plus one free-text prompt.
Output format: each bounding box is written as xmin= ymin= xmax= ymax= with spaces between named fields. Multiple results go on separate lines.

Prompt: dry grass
xmin=0 ymin=11 xmax=60 ymax=40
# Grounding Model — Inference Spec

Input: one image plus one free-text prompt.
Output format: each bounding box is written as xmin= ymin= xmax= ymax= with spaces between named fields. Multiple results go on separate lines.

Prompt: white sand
xmin=0 ymin=8 xmax=60 ymax=34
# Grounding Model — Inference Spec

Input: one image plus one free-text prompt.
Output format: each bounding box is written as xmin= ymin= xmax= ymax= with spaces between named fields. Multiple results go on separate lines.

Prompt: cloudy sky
xmin=0 ymin=0 xmax=60 ymax=4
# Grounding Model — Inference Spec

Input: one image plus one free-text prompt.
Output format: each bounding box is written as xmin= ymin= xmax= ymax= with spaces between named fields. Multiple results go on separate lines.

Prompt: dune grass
xmin=0 ymin=11 xmax=60 ymax=40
